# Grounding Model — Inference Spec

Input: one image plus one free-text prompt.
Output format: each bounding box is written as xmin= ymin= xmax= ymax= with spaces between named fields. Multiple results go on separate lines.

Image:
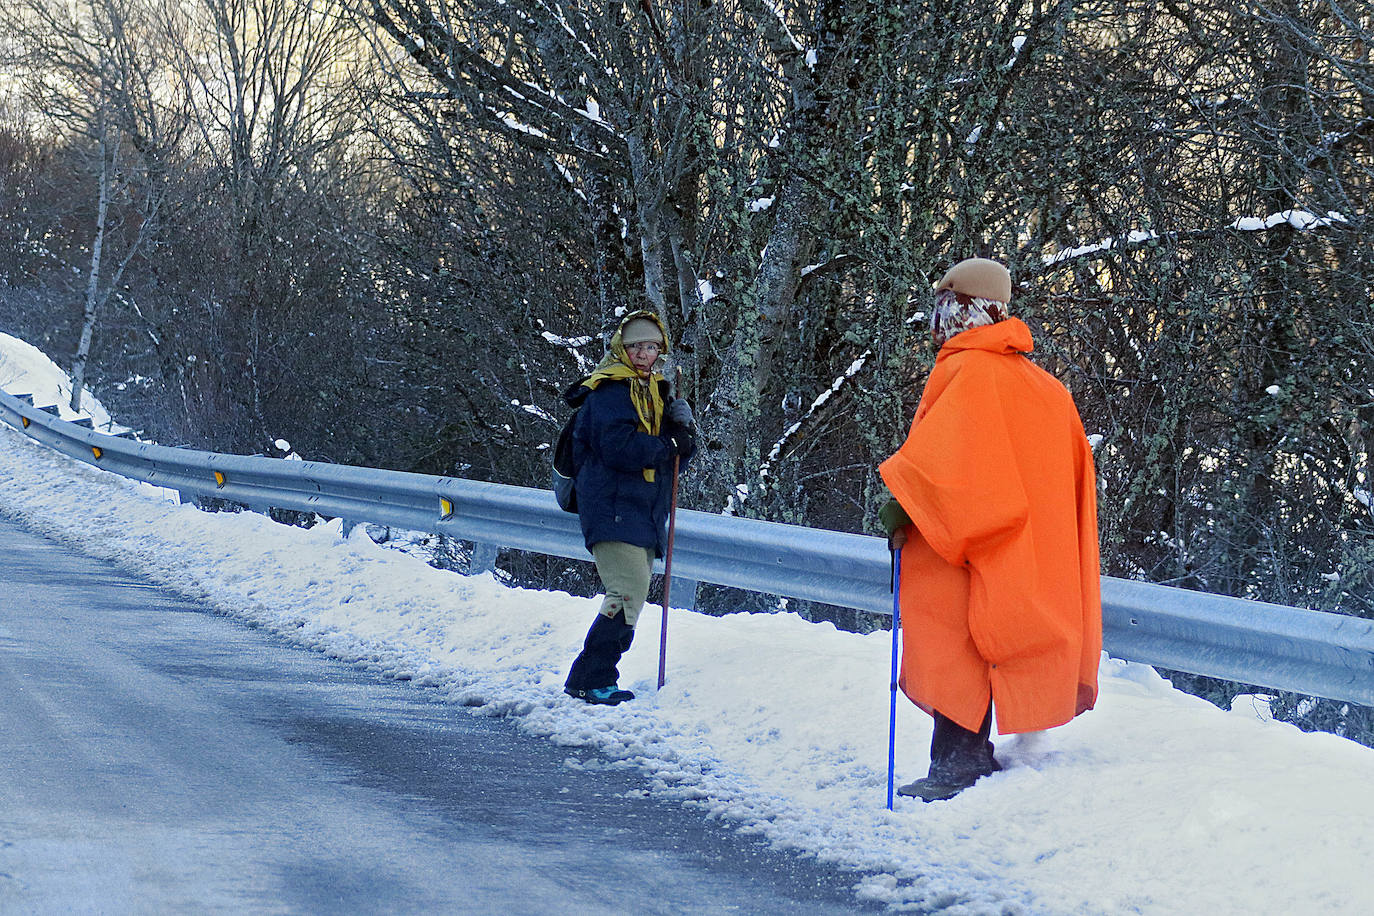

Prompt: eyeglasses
xmin=626 ymin=342 xmax=662 ymax=354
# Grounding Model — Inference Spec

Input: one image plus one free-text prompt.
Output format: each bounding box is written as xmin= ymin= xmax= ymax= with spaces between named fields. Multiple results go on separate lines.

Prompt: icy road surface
xmin=0 ymin=513 xmax=874 ymax=914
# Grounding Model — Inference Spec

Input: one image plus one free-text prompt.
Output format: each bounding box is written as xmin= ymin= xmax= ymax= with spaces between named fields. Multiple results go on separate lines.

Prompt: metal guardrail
xmin=3 ymin=388 xmax=1372 ymax=706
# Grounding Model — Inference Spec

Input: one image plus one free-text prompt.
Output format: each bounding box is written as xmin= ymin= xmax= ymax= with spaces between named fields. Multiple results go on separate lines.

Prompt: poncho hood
xmin=939 ymin=316 xmax=1034 ymax=357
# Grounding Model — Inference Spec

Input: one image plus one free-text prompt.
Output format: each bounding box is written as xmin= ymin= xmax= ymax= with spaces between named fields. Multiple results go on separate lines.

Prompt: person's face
xmin=625 ymin=340 xmax=661 ymax=373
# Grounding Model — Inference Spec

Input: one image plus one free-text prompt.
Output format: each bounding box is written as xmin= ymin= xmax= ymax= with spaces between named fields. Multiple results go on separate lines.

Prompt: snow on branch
xmin=495 ymin=77 xmax=621 ymax=139
xmin=1044 ymin=230 xmax=1161 ymax=265
xmin=798 ymin=254 xmax=862 ymax=282
xmin=513 ymin=399 xmax=556 ymax=424
xmin=1228 ymin=210 xmax=1348 ymax=232
xmin=498 ymin=111 xmax=551 ymax=139
xmin=540 ymin=328 xmax=597 ymax=374
xmin=532 ymin=0 xmax=618 ymax=80
xmin=1044 ymin=209 xmax=1349 ymax=266
xmin=747 ymin=353 xmax=870 ymax=505
xmin=552 ymin=160 xmax=588 ymax=201
xmin=377 ymin=2 xmax=624 ymax=170
xmin=764 ymin=1 xmax=805 ymax=54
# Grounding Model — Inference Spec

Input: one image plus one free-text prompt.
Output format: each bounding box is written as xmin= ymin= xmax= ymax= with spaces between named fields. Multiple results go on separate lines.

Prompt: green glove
xmin=878 ymin=497 xmax=911 ymax=537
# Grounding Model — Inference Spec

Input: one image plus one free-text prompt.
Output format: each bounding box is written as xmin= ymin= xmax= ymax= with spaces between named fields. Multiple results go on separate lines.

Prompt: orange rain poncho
xmin=879 ymin=318 xmax=1102 ymax=735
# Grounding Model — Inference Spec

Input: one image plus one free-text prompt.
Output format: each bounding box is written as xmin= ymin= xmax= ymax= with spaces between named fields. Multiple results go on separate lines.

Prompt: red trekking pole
xmin=655 ymin=454 xmax=681 ymax=690
xmin=657 ymin=368 xmax=683 ymax=690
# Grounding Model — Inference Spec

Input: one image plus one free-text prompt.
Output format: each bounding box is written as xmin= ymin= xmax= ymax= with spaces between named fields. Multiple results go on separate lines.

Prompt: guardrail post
xmin=177 ymin=490 xmax=199 ymax=509
xmin=471 ymin=542 xmax=498 ymax=575
xmin=670 ymin=576 xmax=699 ymax=612
xmin=341 ymin=518 xmax=358 ymax=538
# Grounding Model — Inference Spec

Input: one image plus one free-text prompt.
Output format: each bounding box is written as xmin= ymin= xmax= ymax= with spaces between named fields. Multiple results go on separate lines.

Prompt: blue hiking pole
xmin=886 ymin=548 xmax=902 ymax=810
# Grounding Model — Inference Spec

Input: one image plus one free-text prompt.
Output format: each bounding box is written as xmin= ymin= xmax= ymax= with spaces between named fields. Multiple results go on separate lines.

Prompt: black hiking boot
xmin=897 ymin=774 xmax=980 ymax=802
xmin=897 ymin=757 xmax=1002 ymax=803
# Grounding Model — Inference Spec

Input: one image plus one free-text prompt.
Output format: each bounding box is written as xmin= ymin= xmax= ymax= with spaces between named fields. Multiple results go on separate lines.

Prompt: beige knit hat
xmin=620 ymin=317 xmax=664 ymax=346
xmin=936 ymin=257 xmax=1012 ymax=303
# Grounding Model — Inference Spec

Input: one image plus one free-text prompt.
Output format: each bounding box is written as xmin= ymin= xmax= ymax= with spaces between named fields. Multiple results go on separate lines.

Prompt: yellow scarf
xmin=582 ymin=355 xmax=665 ymax=482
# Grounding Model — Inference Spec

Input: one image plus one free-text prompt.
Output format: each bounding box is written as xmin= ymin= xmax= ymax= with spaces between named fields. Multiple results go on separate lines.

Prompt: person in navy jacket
xmin=562 ymin=310 xmax=696 ymax=705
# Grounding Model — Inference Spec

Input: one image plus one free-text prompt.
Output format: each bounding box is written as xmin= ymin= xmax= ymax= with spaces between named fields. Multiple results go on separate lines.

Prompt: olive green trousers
xmin=592 ymin=541 xmax=655 ymax=627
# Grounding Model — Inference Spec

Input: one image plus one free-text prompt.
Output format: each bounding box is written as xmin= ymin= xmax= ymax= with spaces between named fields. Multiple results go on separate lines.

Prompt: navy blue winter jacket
xmin=568 ymin=378 xmax=695 ymax=557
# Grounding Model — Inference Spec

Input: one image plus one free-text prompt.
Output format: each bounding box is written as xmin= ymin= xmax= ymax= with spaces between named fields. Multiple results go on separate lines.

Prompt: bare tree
xmin=353 ymin=0 xmax=1072 ymax=514
xmin=1 ymin=0 xmax=189 ymax=410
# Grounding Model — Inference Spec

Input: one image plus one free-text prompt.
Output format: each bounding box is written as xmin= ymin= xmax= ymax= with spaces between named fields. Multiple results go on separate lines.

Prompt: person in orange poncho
xmin=878 ymin=257 xmax=1102 ymax=802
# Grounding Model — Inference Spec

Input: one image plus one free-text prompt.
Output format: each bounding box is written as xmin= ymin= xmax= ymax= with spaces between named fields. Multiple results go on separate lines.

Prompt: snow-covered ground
xmin=2 ymin=332 xmax=1371 ymax=915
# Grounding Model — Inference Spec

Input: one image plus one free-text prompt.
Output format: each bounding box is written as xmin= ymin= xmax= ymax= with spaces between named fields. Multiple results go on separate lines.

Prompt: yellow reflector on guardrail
xmin=439 ymin=496 xmax=454 ymax=520
xmin=21 ymin=417 xmax=29 ymax=428
xmin=214 ymin=471 xmax=226 ymax=488
xmin=91 ymin=446 xmax=103 ymax=459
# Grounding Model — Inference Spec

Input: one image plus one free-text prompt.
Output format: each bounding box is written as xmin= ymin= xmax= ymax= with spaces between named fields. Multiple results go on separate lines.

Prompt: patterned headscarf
xmin=581 ymin=309 xmax=669 ymax=482
xmin=930 ymin=288 xmax=1010 ymax=349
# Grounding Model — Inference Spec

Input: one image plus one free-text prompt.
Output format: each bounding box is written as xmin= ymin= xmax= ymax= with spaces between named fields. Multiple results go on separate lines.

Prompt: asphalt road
xmin=0 ymin=512 xmax=879 ymax=914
